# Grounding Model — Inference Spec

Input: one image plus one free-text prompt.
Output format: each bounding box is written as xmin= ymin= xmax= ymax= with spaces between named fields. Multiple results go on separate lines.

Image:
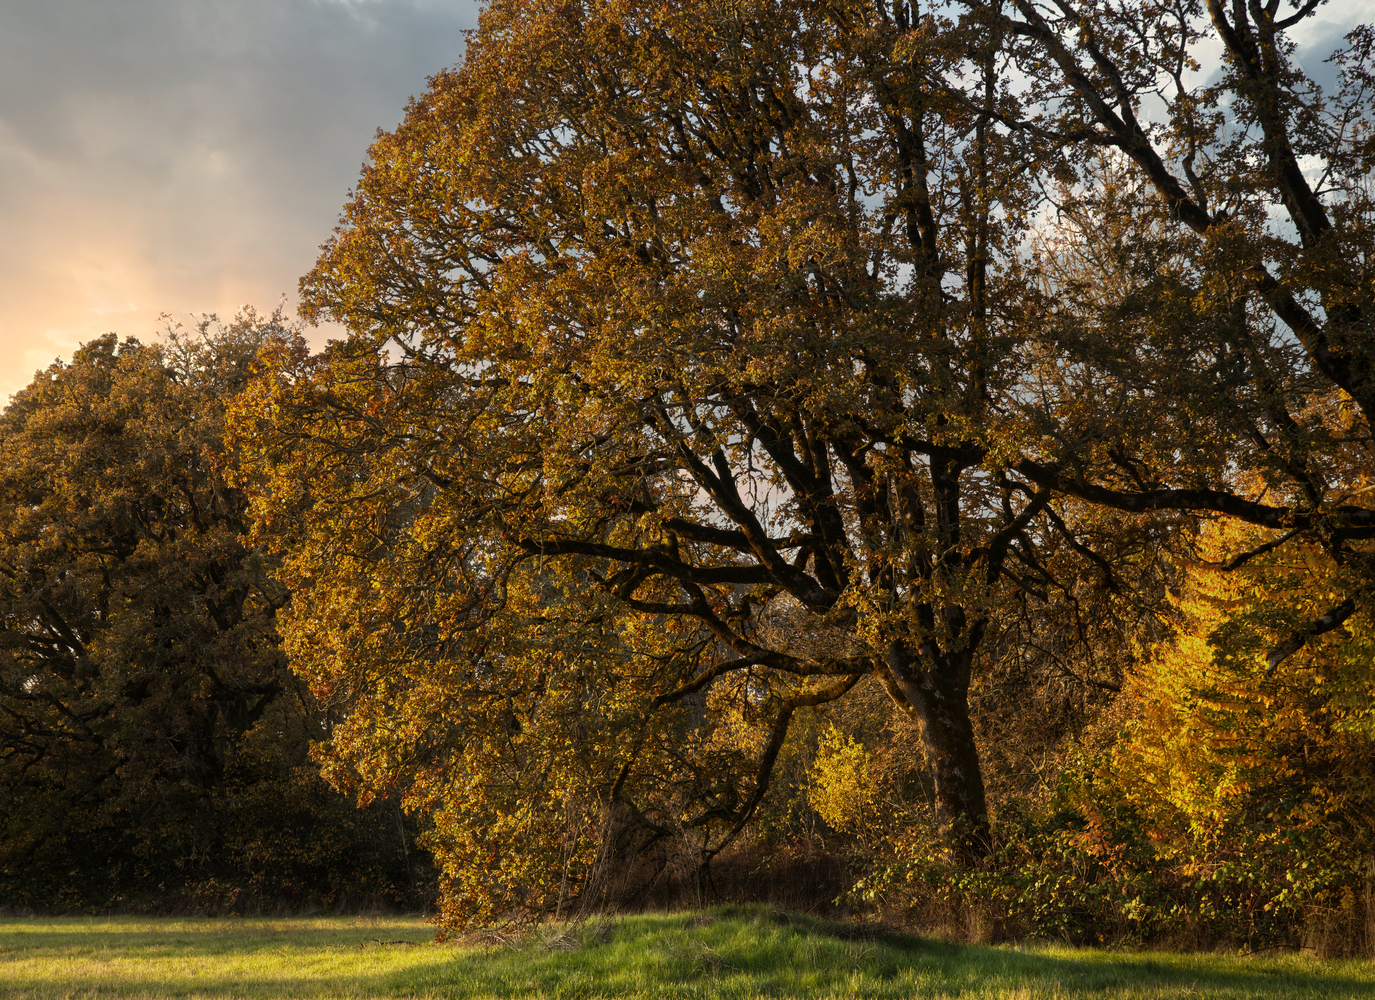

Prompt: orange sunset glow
xmin=0 ymin=0 xmax=481 ymax=403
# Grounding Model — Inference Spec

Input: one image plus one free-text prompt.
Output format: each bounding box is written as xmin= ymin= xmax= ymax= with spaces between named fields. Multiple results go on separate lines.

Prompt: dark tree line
xmin=0 ymin=316 xmax=425 ymax=912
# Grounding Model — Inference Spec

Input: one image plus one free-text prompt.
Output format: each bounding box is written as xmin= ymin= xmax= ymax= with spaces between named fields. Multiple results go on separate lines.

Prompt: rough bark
xmin=886 ymin=641 xmax=990 ymax=862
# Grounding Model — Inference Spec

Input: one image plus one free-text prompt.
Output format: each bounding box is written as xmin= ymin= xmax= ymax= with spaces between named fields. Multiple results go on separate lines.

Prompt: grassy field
xmin=1 ymin=907 xmax=1373 ymax=999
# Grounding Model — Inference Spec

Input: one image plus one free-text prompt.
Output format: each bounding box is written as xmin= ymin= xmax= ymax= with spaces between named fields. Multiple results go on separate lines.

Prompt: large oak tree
xmin=232 ymin=0 xmax=1372 ymax=921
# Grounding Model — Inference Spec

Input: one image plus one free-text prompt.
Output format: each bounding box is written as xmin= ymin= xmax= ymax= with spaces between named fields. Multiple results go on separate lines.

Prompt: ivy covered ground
xmin=1 ymin=908 xmax=1372 ymax=999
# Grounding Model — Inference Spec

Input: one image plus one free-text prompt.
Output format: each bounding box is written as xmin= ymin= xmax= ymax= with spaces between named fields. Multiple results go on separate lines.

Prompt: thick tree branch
xmin=701 ymin=673 xmax=864 ymax=861
xmin=1264 ymin=597 xmax=1359 ymax=675
xmin=1016 ymin=459 xmax=1375 ymax=536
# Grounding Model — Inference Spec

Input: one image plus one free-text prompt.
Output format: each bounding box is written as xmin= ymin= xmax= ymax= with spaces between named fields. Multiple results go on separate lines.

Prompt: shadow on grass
xmin=761 ymin=908 xmax=1375 ymax=999
xmin=724 ymin=908 xmax=1368 ymax=997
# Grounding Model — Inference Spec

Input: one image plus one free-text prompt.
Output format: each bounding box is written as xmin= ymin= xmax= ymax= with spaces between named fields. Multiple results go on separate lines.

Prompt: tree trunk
xmin=885 ymin=641 xmax=990 ymax=863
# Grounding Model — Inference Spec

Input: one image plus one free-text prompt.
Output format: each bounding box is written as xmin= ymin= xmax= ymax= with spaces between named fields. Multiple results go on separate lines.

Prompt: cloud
xmin=0 ymin=0 xmax=480 ymax=403
xmin=1 ymin=0 xmax=1370 ymax=405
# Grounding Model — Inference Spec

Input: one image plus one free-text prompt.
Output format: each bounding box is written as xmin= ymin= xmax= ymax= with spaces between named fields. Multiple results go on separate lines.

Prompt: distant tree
xmin=0 ymin=312 xmax=416 ymax=911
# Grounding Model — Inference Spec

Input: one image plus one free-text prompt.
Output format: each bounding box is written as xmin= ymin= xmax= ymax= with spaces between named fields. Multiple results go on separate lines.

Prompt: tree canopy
xmin=229 ymin=0 xmax=1373 ymax=925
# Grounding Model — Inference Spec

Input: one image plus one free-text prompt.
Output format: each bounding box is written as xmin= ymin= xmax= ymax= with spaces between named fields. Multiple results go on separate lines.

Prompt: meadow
xmin=1 ymin=907 xmax=1373 ymax=999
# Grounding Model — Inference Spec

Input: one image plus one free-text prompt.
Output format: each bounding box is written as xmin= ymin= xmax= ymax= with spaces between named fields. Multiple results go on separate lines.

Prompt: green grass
xmin=1 ymin=907 xmax=1373 ymax=999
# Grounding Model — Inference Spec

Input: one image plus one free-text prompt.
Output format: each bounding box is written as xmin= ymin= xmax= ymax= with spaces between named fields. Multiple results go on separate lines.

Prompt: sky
xmin=0 ymin=0 xmax=1368 ymax=407
xmin=0 ymin=0 xmax=481 ymax=405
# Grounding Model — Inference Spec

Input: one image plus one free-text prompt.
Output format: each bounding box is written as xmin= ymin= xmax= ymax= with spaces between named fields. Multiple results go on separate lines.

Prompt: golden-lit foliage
xmin=230 ymin=0 xmax=1072 ymax=906
xmin=1117 ymin=516 xmax=1375 ymax=848
xmin=808 ymin=727 xmax=883 ymax=841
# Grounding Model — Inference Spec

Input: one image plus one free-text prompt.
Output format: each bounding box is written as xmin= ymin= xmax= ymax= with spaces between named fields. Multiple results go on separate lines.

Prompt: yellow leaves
xmin=1110 ymin=515 xmax=1375 ymax=858
xmin=807 ymin=725 xmax=880 ymax=838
